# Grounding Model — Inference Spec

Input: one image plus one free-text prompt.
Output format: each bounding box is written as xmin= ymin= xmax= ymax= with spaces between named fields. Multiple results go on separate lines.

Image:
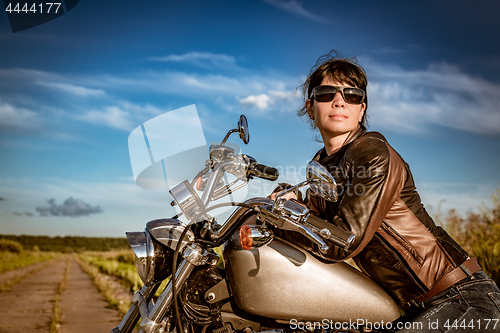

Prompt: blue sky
xmin=1 ymin=0 xmax=499 ymax=237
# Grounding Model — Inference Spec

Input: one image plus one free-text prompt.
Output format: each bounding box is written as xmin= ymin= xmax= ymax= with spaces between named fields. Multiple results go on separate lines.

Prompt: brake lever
xmin=256 ymin=207 xmax=329 ymax=254
xmin=288 ymin=221 xmax=329 ymax=254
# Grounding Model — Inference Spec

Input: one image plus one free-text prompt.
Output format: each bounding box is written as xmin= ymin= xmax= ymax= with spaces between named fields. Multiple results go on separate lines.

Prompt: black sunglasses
xmin=310 ymin=85 xmax=365 ymax=105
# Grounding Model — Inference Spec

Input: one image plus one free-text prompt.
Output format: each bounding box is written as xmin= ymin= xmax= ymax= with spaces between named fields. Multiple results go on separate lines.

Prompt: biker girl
xmin=288 ymin=50 xmax=500 ymax=332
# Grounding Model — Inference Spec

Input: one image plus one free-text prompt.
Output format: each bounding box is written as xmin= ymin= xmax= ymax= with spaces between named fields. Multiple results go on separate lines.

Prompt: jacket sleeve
xmin=305 ymin=136 xmax=407 ymax=261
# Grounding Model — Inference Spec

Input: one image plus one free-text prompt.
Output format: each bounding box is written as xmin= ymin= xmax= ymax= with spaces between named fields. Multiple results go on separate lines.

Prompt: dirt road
xmin=0 ymin=256 xmax=124 ymax=333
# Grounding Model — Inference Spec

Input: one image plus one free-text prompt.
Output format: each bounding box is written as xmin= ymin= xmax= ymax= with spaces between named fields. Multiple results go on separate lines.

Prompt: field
xmin=75 ymin=249 xmax=168 ymax=315
xmin=0 ymin=237 xmax=136 ymax=333
xmin=431 ymin=187 xmax=500 ymax=285
xmin=0 ymin=249 xmax=58 ymax=274
xmin=0 ymin=236 xmax=170 ymax=325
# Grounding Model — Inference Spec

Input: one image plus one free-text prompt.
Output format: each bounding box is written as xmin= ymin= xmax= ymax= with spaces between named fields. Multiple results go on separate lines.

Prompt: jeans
xmin=394 ymin=270 xmax=500 ymax=332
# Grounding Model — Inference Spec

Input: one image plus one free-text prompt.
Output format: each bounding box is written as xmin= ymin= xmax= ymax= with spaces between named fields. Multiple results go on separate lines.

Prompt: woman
xmin=288 ymin=51 xmax=500 ymax=331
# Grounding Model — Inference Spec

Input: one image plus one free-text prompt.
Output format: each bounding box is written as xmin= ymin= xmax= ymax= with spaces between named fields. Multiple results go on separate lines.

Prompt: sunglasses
xmin=310 ymin=85 xmax=365 ymax=105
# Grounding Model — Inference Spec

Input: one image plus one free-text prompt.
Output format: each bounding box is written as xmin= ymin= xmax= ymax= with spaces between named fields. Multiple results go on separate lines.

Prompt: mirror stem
xmin=273 ymin=180 xmax=313 ymax=206
xmin=220 ymin=129 xmax=238 ymax=146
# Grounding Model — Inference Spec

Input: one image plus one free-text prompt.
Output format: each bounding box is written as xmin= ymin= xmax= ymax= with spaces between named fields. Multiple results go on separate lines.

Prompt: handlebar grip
xmin=250 ymin=163 xmax=279 ymax=181
xmin=306 ymin=214 xmax=355 ymax=251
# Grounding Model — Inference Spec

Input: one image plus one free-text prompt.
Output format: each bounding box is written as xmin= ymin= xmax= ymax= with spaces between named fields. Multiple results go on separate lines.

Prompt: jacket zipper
xmin=375 ymin=233 xmax=428 ymax=293
xmin=381 ymin=222 xmax=424 ymax=266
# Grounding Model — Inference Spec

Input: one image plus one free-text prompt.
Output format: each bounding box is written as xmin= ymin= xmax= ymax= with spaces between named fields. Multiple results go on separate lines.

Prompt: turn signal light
xmin=239 ymin=225 xmax=274 ymax=250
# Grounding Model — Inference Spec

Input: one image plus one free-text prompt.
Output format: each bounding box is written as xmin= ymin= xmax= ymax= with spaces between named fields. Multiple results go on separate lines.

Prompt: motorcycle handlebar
xmin=249 ymin=162 xmax=279 ymax=181
xmin=305 ymin=214 xmax=355 ymax=251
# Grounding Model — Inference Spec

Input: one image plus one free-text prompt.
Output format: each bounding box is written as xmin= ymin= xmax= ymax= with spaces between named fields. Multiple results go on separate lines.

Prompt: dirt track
xmin=0 ymin=256 xmax=123 ymax=333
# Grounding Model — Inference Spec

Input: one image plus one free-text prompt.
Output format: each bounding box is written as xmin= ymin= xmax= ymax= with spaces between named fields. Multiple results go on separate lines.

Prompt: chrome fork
xmin=111 ymin=244 xmax=217 ymax=333
xmin=110 ymin=283 xmax=159 ymax=333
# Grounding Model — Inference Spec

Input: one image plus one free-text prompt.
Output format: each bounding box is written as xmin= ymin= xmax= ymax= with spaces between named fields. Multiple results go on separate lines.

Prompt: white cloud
xmin=2 ymin=55 xmax=500 ymax=137
xmin=0 ymin=100 xmax=43 ymax=131
xmin=76 ymin=106 xmax=132 ymax=131
xmin=74 ymin=101 xmax=176 ymax=131
xmin=116 ymin=100 xmax=166 ymax=116
xmin=0 ymin=68 xmax=58 ymax=83
xmin=68 ymin=57 xmax=500 ymax=135
xmin=239 ymin=89 xmax=301 ymax=111
xmin=0 ymin=176 xmax=172 ymax=214
xmin=35 ymin=81 xmax=105 ymax=96
xmin=87 ymin=62 xmax=500 ymax=136
xmin=149 ymin=52 xmax=239 ymax=70
xmin=0 ymin=68 xmax=104 ymax=100
xmin=269 ymin=90 xmax=299 ymax=100
xmin=262 ymin=0 xmax=328 ymax=24
xmin=365 ymin=61 xmax=500 ymax=135
xmin=0 ymin=176 xmax=175 ymax=236
xmin=36 ymin=197 xmax=102 ymax=217
xmin=0 ymin=63 xmax=302 ymax=123
xmin=87 ymin=69 xmax=302 ymax=113
xmin=240 ymin=94 xmax=271 ymax=110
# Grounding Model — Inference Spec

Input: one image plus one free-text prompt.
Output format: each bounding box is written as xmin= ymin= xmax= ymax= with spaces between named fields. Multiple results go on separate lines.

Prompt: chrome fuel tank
xmin=223 ymin=236 xmax=401 ymax=323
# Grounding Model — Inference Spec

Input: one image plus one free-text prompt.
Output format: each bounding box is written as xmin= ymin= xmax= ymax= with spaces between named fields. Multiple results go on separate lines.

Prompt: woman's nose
xmin=331 ymin=92 xmax=345 ymax=108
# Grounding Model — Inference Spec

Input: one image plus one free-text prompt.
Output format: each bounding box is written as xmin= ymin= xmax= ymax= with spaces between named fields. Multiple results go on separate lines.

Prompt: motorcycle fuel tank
xmin=223 ymin=235 xmax=401 ymax=324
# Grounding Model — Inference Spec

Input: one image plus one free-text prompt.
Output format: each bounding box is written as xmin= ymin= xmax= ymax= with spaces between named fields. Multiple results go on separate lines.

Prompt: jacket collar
xmin=313 ymin=125 xmax=367 ymax=162
xmin=342 ymin=124 xmax=367 ymax=147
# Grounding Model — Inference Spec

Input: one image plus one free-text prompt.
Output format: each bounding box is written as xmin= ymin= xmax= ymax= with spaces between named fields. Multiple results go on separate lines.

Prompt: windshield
xmin=128 ymin=105 xmax=250 ymax=223
xmin=128 ymin=104 xmax=207 ymax=190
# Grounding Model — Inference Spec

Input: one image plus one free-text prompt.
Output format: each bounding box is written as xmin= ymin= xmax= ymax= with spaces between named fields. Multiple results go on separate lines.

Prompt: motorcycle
xmin=111 ymin=114 xmax=401 ymax=333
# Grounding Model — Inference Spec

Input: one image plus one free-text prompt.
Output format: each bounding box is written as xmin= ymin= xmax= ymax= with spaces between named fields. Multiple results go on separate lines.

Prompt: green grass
xmin=75 ymin=254 xmax=133 ymax=315
xmin=78 ymin=250 xmax=143 ymax=293
xmin=435 ymin=186 xmax=500 ymax=286
xmin=79 ymin=250 xmax=172 ymax=302
xmin=0 ymin=238 xmax=23 ymax=253
xmin=0 ymin=250 xmax=57 ymax=273
xmin=50 ymin=256 xmax=71 ymax=333
xmin=0 ymin=234 xmax=129 ymax=252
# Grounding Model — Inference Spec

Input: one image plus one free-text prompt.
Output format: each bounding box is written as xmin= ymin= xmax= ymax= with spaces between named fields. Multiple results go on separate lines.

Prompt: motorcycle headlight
xmin=126 ymin=230 xmax=173 ymax=286
xmin=127 ymin=219 xmax=194 ymax=286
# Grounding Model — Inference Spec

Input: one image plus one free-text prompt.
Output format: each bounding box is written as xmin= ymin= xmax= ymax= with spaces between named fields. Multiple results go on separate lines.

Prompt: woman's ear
xmin=359 ymin=103 xmax=366 ymax=122
xmin=306 ymin=99 xmax=314 ymax=120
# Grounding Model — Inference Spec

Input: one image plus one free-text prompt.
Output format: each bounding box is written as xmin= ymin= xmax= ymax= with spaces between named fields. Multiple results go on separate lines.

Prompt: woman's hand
xmin=269 ymin=190 xmax=298 ymax=201
xmin=267 ymin=183 xmax=300 ymax=201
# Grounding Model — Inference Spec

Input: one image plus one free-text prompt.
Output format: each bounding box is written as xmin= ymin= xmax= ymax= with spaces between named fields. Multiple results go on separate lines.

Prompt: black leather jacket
xmin=280 ymin=126 xmax=469 ymax=305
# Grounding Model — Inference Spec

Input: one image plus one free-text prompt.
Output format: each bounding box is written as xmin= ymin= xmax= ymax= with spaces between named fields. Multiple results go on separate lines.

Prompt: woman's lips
xmin=330 ymin=114 xmax=347 ymax=120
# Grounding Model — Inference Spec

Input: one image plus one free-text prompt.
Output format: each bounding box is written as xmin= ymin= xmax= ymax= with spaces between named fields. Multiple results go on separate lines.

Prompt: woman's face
xmin=306 ymin=78 xmax=366 ymax=140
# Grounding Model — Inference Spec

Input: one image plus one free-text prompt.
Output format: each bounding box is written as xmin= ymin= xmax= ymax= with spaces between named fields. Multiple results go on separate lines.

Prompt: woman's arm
xmin=305 ymin=134 xmax=407 ymax=261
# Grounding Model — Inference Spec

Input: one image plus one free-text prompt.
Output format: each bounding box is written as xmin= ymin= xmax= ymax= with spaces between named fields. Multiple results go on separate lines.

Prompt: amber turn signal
xmin=239 ymin=224 xmax=274 ymax=250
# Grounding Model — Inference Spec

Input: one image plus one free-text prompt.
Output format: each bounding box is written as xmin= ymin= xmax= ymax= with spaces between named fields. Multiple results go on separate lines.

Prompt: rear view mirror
xmin=221 ymin=114 xmax=249 ymax=145
xmin=306 ymin=161 xmax=337 ymax=202
xmin=237 ymin=115 xmax=249 ymax=144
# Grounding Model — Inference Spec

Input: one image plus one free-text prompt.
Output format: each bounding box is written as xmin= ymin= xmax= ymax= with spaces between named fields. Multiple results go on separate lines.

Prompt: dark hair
xmin=298 ymin=50 xmax=368 ymax=129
